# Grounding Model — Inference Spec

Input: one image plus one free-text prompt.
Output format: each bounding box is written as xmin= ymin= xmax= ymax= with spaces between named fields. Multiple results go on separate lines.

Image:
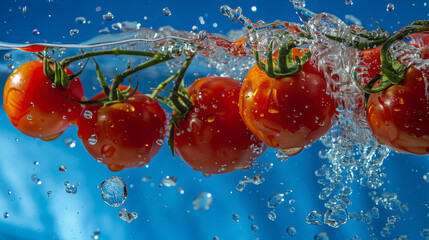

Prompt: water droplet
xmin=251 ymin=6 xmax=257 ymax=12
xmin=156 ymin=139 xmax=164 ymax=146
xmin=191 ymin=26 xmax=198 ymax=31
xmin=58 ymin=164 xmax=67 ymax=172
xmin=198 ymin=30 xmax=207 ymax=40
xmin=386 ymin=3 xmax=395 ymax=11
xmin=65 ymin=182 xmax=77 ymax=194
xmin=314 ymin=232 xmax=329 ymax=240
xmin=3 ymin=212 xmax=9 ymax=219
xmin=286 ymin=226 xmax=296 ymax=237
xmin=248 ymin=215 xmax=254 ymax=221
xmin=32 ymin=29 xmax=40 ymax=36
xmin=63 ymin=138 xmax=76 ymax=148
xmin=3 ymin=53 xmax=12 ymax=60
xmin=83 ymin=110 xmax=93 ymax=119
xmin=306 ymin=211 xmax=323 ymax=225
xmin=70 ymin=29 xmax=79 ymax=36
xmin=118 ymin=208 xmax=138 ymax=223
xmin=267 ymin=194 xmax=284 ymax=208
xmin=31 ymin=174 xmax=42 ymax=184
xmin=162 ymin=7 xmax=171 ymax=16
xmin=344 ymin=0 xmax=353 ymax=6
xmin=162 ymin=176 xmax=177 ymax=187
xmin=88 ymin=134 xmax=98 ymax=145
xmin=250 ymin=224 xmax=259 ymax=232
xmin=177 ymin=187 xmax=185 ymax=194
xmin=26 ymin=115 xmax=32 ymax=120
xmin=192 ymin=192 xmax=213 ymax=211
xmin=75 ymin=16 xmax=86 ymax=24
xmin=232 ymin=213 xmax=240 ymax=222
xmin=323 ymin=205 xmax=348 ymax=228
xmin=100 ymin=177 xmax=127 ymax=207
xmin=423 ymin=172 xmax=429 ymax=182
xmin=91 ymin=229 xmax=101 ymax=239
xmin=7 ymin=190 xmax=11 ymax=195
xmin=103 ymin=12 xmax=114 ymax=21
xmin=370 ymin=207 xmax=379 ymax=219
xmin=268 ymin=211 xmax=276 ymax=221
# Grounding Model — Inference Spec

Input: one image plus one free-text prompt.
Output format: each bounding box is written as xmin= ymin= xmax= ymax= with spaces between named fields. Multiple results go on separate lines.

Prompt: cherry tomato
xmin=356 ymin=46 xmax=382 ymax=85
xmin=77 ymin=86 xmax=167 ymax=171
xmin=367 ymin=66 xmax=429 ymax=155
xmin=3 ymin=61 xmax=85 ymax=140
xmin=174 ymin=76 xmax=266 ymax=174
xmin=239 ymin=60 xmax=337 ymax=152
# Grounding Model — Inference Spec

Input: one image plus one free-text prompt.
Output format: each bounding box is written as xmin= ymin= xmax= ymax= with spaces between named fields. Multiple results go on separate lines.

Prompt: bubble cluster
xmin=118 ymin=208 xmax=138 ymax=223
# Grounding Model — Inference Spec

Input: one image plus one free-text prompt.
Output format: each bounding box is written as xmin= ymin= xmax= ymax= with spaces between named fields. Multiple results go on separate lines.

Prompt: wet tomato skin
xmin=174 ymin=77 xmax=266 ymax=174
xmin=3 ymin=61 xmax=85 ymax=140
xmin=367 ymin=66 xmax=429 ymax=155
xmin=239 ymin=60 xmax=337 ymax=150
xmin=77 ymin=86 xmax=167 ymax=172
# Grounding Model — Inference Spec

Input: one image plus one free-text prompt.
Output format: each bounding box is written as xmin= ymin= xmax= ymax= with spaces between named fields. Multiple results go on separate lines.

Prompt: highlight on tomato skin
xmin=77 ymin=86 xmax=167 ymax=172
xmin=2 ymin=61 xmax=85 ymax=140
xmin=173 ymin=76 xmax=267 ymax=175
xmin=239 ymin=59 xmax=337 ymax=151
xmin=366 ymin=66 xmax=429 ymax=155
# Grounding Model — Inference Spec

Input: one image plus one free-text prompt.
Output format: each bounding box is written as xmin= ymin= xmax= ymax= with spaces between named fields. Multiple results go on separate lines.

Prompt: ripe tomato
xmin=77 ymin=86 xmax=167 ymax=171
xmin=356 ymin=46 xmax=382 ymax=85
xmin=174 ymin=76 xmax=266 ymax=174
xmin=3 ymin=61 xmax=85 ymax=140
xmin=366 ymin=66 xmax=429 ymax=155
xmin=15 ymin=45 xmax=46 ymax=53
xmin=239 ymin=59 xmax=337 ymax=151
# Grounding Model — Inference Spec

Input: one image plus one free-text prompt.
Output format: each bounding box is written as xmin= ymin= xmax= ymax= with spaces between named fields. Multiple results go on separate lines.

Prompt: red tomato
xmin=174 ymin=76 xmax=266 ymax=174
xmin=367 ymin=66 xmax=429 ymax=155
xmin=3 ymin=61 xmax=85 ymax=140
xmin=77 ymin=86 xmax=167 ymax=171
xmin=356 ymin=46 xmax=382 ymax=85
xmin=15 ymin=45 xmax=46 ymax=53
xmin=239 ymin=59 xmax=337 ymax=151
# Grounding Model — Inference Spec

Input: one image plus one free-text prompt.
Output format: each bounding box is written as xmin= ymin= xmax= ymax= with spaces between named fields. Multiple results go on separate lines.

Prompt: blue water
xmin=1 ymin=0 xmax=429 ymax=239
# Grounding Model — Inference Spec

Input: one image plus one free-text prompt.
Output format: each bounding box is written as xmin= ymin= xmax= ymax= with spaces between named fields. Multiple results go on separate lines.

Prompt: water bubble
xmin=32 ymin=29 xmax=40 ymax=36
xmin=268 ymin=211 xmax=276 ymax=221
xmin=162 ymin=176 xmax=177 ymax=187
xmin=381 ymin=227 xmax=391 ymax=237
xmin=26 ymin=115 xmax=32 ymax=120
xmin=91 ymin=229 xmax=101 ymax=239
xmin=162 ymin=7 xmax=171 ymax=16
xmin=306 ymin=211 xmax=323 ymax=225
xmin=63 ymin=138 xmax=76 ymax=148
xmin=33 ymin=161 xmax=39 ymax=166
xmin=3 ymin=212 xmax=9 ymax=219
xmin=118 ymin=208 xmax=138 ymax=223
xmin=232 ymin=213 xmax=240 ymax=222
xmin=88 ymin=134 xmax=98 ymax=145
xmin=267 ymin=194 xmax=285 ymax=208
xmin=344 ymin=0 xmax=353 ymax=6
xmin=142 ymin=177 xmax=152 ymax=182
xmin=386 ymin=3 xmax=395 ymax=11
xmin=197 ymin=30 xmax=207 ymax=40
xmin=103 ymin=12 xmax=114 ymax=21
xmin=177 ymin=187 xmax=185 ymax=194
xmin=250 ymin=224 xmax=259 ymax=232
xmin=276 ymin=149 xmax=288 ymax=161
xmin=251 ymin=6 xmax=257 ymax=12
xmin=421 ymin=229 xmax=429 ymax=239
xmin=65 ymin=182 xmax=77 ymax=194
xmin=289 ymin=0 xmax=305 ymax=8
xmin=156 ymin=139 xmax=164 ymax=146
xmin=192 ymin=192 xmax=213 ymax=211
xmin=31 ymin=174 xmax=42 ymax=184
xmin=395 ymin=235 xmax=409 ymax=240
xmin=3 ymin=53 xmax=12 ymax=60
xmin=7 ymin=190 xmax=11 ymax=195
xmin=75 ymin=17 xmax=86 ymax=24
xmin=323 ymin=205 xmax=348 ymax=228
xmin=191 ymin=26 xmax=198 ymax=31
xmin=314 ymin=232 xmax=329 ymax=240
xmin=59 ymin=165 xmax=67 ymax=172
xmin=286 ymin=226 xmax=296 ymax=237
xmin=423 ymin=172 xmax=429 ymax=182
xmin=70 ymin=29 xmax=79 ymax=36
xmin=248 ymin=215 xmax=255 ymax=221
xmin=100 ymin=177 xmax=127 ymax=207
xmin=83 ymin=110 xmax=93 ymax=119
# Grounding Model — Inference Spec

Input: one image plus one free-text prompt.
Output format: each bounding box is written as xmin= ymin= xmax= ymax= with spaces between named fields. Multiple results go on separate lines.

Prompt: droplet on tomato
xmin=88 ymin=134 xmax=98 ymax=145
xmin=280 ymin=147 xmax=304 ymax=156
xmin=192 ymin=192 xmax=213 ymax=211
xmin=100 ymin=177 xmax=127 ymax=207
xmin=101 ymin=144 xmax=115 ymax=158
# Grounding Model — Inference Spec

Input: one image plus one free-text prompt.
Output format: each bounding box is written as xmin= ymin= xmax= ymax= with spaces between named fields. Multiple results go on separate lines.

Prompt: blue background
xmin=0 ymin=0 xmax=429 ymax=239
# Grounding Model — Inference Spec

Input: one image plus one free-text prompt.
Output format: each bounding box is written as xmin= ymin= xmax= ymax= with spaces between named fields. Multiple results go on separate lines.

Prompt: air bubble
xmin=250 ymin=224 xmax=259 ymax=232
xmin=386 ymin=3 xmax=395 ymax=11
xmin=75 ymin=17 xmax=86 ymax=24
xmin=103 ymin=12 xmax=114 ymax=21
xmin=70 ymin=29 xmax=79 ymax=36
xmin=162 ymin=7 xmax=171 ymax=16
xmin=162 ymin=176 xmax=177 ymax=187
xmin=286 ymin=226 xmax=296 ymax=237
xmin=65 ymin=181 xmax=77 ymax=194
xmin=192 ymin=192 xmax=213 ymax=211
xmin=314 ymin=232 xmax=329 ymax=240
xmin=64 ymin=138 xmax=76 ymax=148
xmin=423 ymin=172 xmax=429 ymax=182
xmin=100 ymin=177 xmax=127 ymax=207
xmin=3 ymin=212 xmax=9 ymax=219
xmin=3 ymin=53 xmax=12 ymax=60
xmin=345 ymin=0 xmax=353 ymax=6
xmin=32 ymin=29 xmax=40 ymax=36
xmin=59 ymin=165 xmax=67 ymax=172
xmin=84 ymin=110 xmax=93 ymax=119
xmin=232 ymin=213 xmax=240 ymax=222
xmin=118 ymin=208 xmax=138 ymax=223
xmin=31 ymin=174 xmax=42 ymax=184
xmin=88 ymin=134 xmax=98 ymax=145
xmin=91 ymin=229 xmax=101 ymax=239
xmin=306 ymin=211 xmax=323 ymax=225
xmin=267 ymin=194 xmax=284 ymax=208
xmin=268 ymin=211 xmax=276 ymax=221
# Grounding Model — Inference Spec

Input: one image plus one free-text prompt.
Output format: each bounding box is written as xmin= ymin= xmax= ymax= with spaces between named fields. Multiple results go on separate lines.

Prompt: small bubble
xmin=232 ymin=213 xmax=240 ymax=222
xmin=70 ymin=29 xmax=79 ymax=36
xmin=33 ymin=161 xmax=39 ymax=166
xmin=118 ymin=208 xmax=138 ymax=223
xmin=59 ymin=164 xmax=67 ymax=172
xmin=64 ymin=138 xmax=76 ymax=148
xmin=345 ymin=0 xmax=353 ymax=6
xmin=314 ymin=232 xmax=329 ymax=240
xmin=162 ymin=176 xmax=177 ymax=187
xmin=420 ymin=229 xmax=429 ymax=238
xmin=306 ymin=211 xmax=323 ymax=225
xmin=423 ymin=172 xmax=429 ymax=182
xmin=47 ymin=191 xmax=52 ymax=197
xmin=142 ymin=177 xmax=152 ymax=182
xmin=100 ymin=177 xmax=127 ymax=207
xmin=248 ymin=215 xmax=255 ymax=221
xmin=198 ymin=30 xmax=207 ymax=40
xmin=250 ymin=224 xmax=259 ymax=232
xmin=31 ymin=174 xmax=42 ymax=184
xmin=88 ymin=134 xmax=98 ymax=145
xmin=162 ymin=7 xmax=171 ymax=16
xmin=103 ymin=12 xmax=114 ymax=21
xmin=65 ymin=182 xmax=77 ymax=194
xmin=290 ymin=207 xmax=296 ymax=213
xmin=286 ymin=226 xmax=296 ymax=237
xmin=177 ymin=187 xmax=185 ymax=194
xmin=32 ymin=29 xmax=40 ymax=36
xmin=75 ymin=17 xmax=86 ymax=24
xmin=95 ymin=6 xmax=101 ymax=12
xmin=395 ymin=235 xmax=409 ymax=240
xmin=268 ymin=211 xmax=276 ymax=221
xmin=7 ymin=190 xmax=11 ymax=195
xmin=213 ymin=237 xmax=220 ymax=240
xmin=192 ymin=26 xmax=198 ymax=31
xmin=3 ymin=212 xmax=9 ymax=219
xmin=386 ymin=3 xmax=395 ymax=11
xmin=91 ymin=229 xmax=101 ymax=239
xmin=267 ymin=194 xmax=284 ymax=208
xmin=83 ymin=110 xmax=93 ymax=119
xmin=3 ymin=53 xmax=12 ymax=60
xmin=251 ymin=6 xmax=257 ymax=12
xmin=192 ymin=192 xmax=213 ymax=211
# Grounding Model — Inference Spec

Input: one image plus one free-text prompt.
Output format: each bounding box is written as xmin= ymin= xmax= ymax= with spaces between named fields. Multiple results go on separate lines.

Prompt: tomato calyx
xmin=254 ymin=38 xmax=311 ymax=78
xmin=354 ymin=23 xmax=429 ymax=103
